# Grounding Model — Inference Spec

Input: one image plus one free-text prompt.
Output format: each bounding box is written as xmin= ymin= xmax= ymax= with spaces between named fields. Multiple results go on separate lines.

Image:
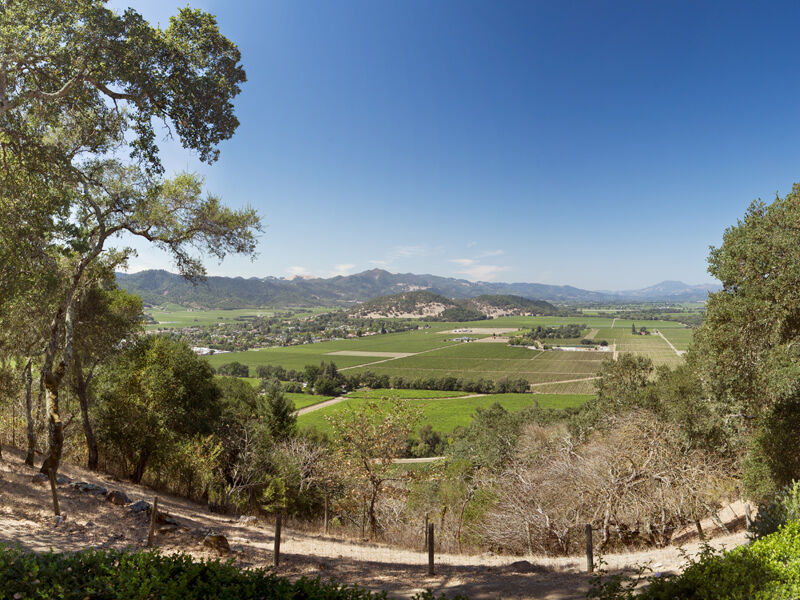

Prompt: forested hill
xmin=116 ymin=268 xmax=720 ymax=309
xmin=350 ymin=292 xmax=568 ymax=320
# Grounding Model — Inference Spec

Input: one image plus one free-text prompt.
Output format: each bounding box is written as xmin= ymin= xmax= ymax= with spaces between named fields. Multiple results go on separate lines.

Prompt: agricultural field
xmin=595 ymin=325 xmax=687 ymax=367
xmin=203 ymin=318 xmax=620 ymax=392
xmin=146 ymin=307 xmax=275 ymax=329
xmin=144 ymin=306 xmax=332 ymax=329
xmin=660 ymin=327 xmax=695 ymax=351
xmin=285 ymin=392 xmax=334 ymax=410
xmin=346 ymin=388 xmax=471 ymax=400
xmin=348 ymin=342 xmax=609 ymax=390
xmin=298 ymin=392 xmax=593 ymax=433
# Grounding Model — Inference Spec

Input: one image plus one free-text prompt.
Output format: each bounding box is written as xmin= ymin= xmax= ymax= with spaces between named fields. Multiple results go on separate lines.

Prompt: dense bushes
xmin=0 ymin=545 xmax=460 ymax=600
xmin=216 ymin=361 xmax=250 ymax=377
xmin=257 ymin=362 xmax=532 ymax=395
xmin=751 ymin=481 xmax=800 ymax=539
xmin=590 ymin=521 xmax=800 ymax=599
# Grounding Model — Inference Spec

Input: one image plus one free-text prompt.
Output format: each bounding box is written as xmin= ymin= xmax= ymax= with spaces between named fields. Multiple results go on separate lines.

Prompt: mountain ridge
xmin=116 ymin=268 xmax=720 ymax=308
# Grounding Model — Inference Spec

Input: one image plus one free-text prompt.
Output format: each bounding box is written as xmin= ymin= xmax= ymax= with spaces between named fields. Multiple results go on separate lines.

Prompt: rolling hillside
xmin=349 ymin=292 xmax=567 ymax=320
xmin=117 ymin=268 xmax=720 ymax=309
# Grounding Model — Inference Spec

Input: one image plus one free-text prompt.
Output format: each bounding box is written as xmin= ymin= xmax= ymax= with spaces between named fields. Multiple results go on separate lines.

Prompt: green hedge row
xmin=0 ymin=545 xmax=464 ymax=600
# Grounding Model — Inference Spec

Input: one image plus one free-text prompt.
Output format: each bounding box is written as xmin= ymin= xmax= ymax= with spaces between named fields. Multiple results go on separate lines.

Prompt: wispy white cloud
xmin=478 ymin=249 xmax=504 ymax=258
xmin=331 ymin=263 xmax=356 ymax=277
xmin=457 ymin=264 xmax=511 ymax=282
xmin=287 ymin=265 xmax=311 ymax=277
xmin=450 ymin=258 xmax=476 ymax=266
xmin=391 ymin=244 xmax=430 ymax=259
xmin=369 ymin=259 xmax=390 ymax=267
xmin=467 ymin=241 xmax=478 ymax=248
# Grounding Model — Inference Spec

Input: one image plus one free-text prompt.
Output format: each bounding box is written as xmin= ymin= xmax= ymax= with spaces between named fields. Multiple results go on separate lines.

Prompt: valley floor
xmin=0 ymin=447 xmax=746 ymax=600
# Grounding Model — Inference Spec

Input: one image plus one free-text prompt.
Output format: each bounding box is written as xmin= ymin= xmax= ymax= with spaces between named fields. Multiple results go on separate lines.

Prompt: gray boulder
xmin=202 ymin=533 xmax=230 ymax=554
xmin=106 ymin=490 xmax=132 ymax=506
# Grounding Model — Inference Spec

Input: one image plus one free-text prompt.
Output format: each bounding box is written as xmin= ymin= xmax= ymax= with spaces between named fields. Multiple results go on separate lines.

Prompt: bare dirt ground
xmin=475 ymin=336 xmax=511 ymax=343
xmin=294 ymin=396 xmax=347 ymax=416
xmin=0 ymin=447 xmax=747 ymax=599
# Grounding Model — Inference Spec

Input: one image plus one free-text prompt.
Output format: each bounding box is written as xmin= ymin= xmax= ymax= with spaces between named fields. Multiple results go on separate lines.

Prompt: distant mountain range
xmin=116 ymin=269 xmax=720 ymax=308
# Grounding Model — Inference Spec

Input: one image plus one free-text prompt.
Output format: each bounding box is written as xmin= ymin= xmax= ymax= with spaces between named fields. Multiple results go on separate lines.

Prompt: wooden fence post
xmin=424 ymin=513 xmax=429 ymax=551
xmin=323 ymin=492 xmax=329 ymax=535
xmin=585 ymin=523 xmax=593 ymax=573
xmin=47 ymin=468 xmax=60 ymax=516
xmin=273 ymin=513 xmax=282 ymax=567
xmin=427 ymin=522 xmax=435 ymax=575
xmin=147 ymin=497 xmax=159 ymax=547
xmin=745 ymin=503 xmax=752 ymax=535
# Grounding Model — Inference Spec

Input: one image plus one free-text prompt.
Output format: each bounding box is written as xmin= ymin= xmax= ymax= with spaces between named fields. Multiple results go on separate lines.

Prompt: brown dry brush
xmin=478 ymin=412 xmax=736 ymax=555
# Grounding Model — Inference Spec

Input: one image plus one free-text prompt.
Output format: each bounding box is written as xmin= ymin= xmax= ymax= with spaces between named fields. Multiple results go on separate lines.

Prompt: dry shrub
xmin=479 ymin=411 xmax=736 ymax=555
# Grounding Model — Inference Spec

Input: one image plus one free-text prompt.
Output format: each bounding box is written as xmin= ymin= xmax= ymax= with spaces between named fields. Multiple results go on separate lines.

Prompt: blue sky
xmin=111 ymin=0 xmax=800 ymax=289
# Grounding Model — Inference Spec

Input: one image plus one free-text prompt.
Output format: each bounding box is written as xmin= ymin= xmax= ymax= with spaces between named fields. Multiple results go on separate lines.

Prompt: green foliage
xmin=0 ymin=545 xmax=465 ymax=600
xmin=437 ymin=306 xmax=486 ymax=322
xmin=590 ymin=521 xmax=800 ymax=599
xmin=93 ymin=336 xmax=221 ymax=482
xmin=258 ymin=380 xmax=297 ymax=440
xmin=216 ymin=361 xmax=250 ymax=377
xmin=751 ymin=481 xmax=800 ymax=540
xmin=693 ymin=186 xmax=800 ymax=494
xmin=448 ymin=403 xmax=520 ymax=469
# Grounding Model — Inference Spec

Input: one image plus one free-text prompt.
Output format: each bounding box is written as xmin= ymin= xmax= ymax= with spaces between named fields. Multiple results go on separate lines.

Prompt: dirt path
xmin=656 ymin=331 xmax=685 ymax=357
xmin=611 ymin=317 xmax=617 ymax=328
xmin=584 ymin=329 xmax=599 ymax=340
xmin=612 ymin=343 xmax=618 ymax=360
xmin=0 ymin=449 xmax=748 ymax=600
xmin=339 ymin=344 xmax=455 ymax=372
xmin=529 ymin=376 xmax=599 ymax=388
xmin=295 ymin=396 xmax=347 ymax=416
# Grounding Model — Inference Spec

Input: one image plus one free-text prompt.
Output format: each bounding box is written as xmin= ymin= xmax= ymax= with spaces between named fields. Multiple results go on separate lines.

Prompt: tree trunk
xmin=23 ymin=358 xmax=35 ymax=466
xmin=73 ymin=356 xmax=98 ymax=470
xmin=132 ymin=450 xmax=150 ymax=484
xmin=368 ymin=484 xmax=379 ymax=538
xmin=39 ymin=366 xmax=65 ymax=475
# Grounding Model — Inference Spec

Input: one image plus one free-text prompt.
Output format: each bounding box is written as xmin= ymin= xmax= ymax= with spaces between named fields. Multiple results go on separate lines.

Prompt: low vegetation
xmin=590 ymin=521 xmax=800 ymax=599
xmin=0 ymin=545 xmax=455 ymax=600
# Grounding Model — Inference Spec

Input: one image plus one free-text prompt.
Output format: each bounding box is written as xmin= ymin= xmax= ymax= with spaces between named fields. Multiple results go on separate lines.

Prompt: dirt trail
xmin=338 ymin=344 xmax=455 ymax=372
xmin=529 ymin=376 xmax=599 ymax=388
xmin=0 ymin=448 xmax=748 ymax=599
xmin=294 ymin=396 xmax=348 ymax=416
xmin=656 ymin=331 xmax=685 ymax=357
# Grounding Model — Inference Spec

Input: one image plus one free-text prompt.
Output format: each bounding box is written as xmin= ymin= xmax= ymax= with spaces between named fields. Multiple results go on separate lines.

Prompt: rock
xmin=32 ymin=473 xmax=50 ymax=487
xmin=106 ymin=490 xmax=131 ymax=506
xmin=157 ymin=512 xmax=179 ymax=526
xmin=504 ymin=560 xmax=546 ymax=574
xmin=202 ymin=533 xmax=230 ymax=554
xmin=129 ymin=500 xmax=151 ymax=514
xmin=70 ymin=481 xmax=107 ymax=496
xmin=238 ymin=515 xmax=257 ymax=525
xmin=53 ymin=515 xmax=65 ymax=526
xmin=85 ymin=521 xmax=95 ymax=527
xmin=56 ymin=475 xmax=70 ymax=485
xmin=158 ymin=524 xmax=178 ymax=534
